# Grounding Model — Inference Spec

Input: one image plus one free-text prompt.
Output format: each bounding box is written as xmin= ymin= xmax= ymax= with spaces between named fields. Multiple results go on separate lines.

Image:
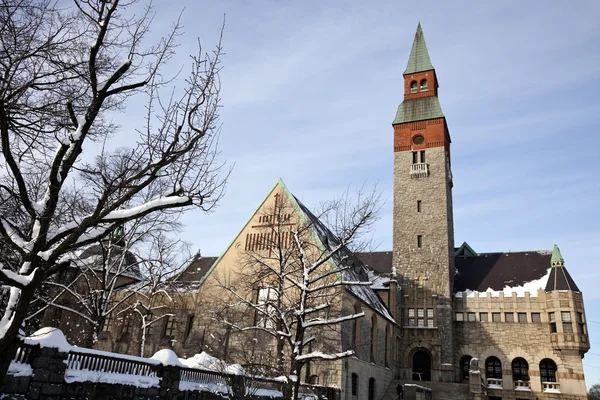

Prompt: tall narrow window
xmin=185 ymin=314 xmax=195 ymax=340
xmin=101 ymin=314 xmax=113 ymax=332
xmin=385 ymin=325 xmax=390 ymax=367
xmin=417 ymin=235 xmax=423 ymax=248
xmin=412 ymin=151 xmax=418 ymax=164
xmin=540 ymin=359 xmax=557 ymax=383
xmin=164 ymin=315 xmax=177 ymax=337
xmin=461 ymin=355 xmax=472 ymax=381
xmin=257 ymin=287 xmax=278 ymax=328
xmin=351 ymin=373 xmax=358 ymax=396
xmin=427 ymin=308 xmax=434 ymax=327
xmin=417 ymin=200 xmax=422 ymax=213
xmin=370 ymin=315 xmax=377 ymax=363
xmin=420 ymin=79 xmax=428 ymax=91
xmin=408 ymin=308 xmax=415 ymax=327
xmin=420 ymin=150 xmax=426 ymax=163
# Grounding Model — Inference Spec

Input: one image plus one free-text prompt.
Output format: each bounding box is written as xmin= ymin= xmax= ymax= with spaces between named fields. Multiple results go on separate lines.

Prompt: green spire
xmin=404 ymin=22 xmax=434 ymax=75
xmin=551 ymin=244 xmax=564 ymax=267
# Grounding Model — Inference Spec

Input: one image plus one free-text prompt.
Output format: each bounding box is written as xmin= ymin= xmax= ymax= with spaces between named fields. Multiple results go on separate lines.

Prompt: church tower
xmin=392 ymin=23 xmax=455 ymax=382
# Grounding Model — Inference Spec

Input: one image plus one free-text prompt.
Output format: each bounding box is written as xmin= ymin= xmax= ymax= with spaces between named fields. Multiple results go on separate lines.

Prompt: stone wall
xmin=454 ymin=290 xmax=588 ymax=399
xmin=394 ymin=144 xmax=455 ymax=369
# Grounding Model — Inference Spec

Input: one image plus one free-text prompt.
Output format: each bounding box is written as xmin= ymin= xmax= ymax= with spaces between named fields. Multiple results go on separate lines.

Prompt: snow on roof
xmin=292 ymin=195 xmax=395 ymax=324
xmin=455 ymin=267 xmax=552 ymax=298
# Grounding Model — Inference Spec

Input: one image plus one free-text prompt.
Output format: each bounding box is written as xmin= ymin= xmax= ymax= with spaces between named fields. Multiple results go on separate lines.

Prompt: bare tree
xmin=0 ymin=0 xmax=226 ymax=380
xmin=213 ymin=188 xmax=381 ymax=400
xmin=24 ymin=214 xmax=183 ymax=348
xmin=126 ymin=233 xmax=190 ymax=357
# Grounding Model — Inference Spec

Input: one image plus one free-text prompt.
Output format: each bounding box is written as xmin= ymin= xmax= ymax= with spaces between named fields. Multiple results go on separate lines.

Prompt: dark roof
xmin=454 ymin=251 xmax=551 ymax=293
xmin=79 ymin=244 xmax=142 ymax=280
xmin=176 ymin=256 xmax=218 ymax=282
xmin=545 ymin=266 xmax=580 ymax=292
xmin=356 ymin=251 xmax=393 ymax=274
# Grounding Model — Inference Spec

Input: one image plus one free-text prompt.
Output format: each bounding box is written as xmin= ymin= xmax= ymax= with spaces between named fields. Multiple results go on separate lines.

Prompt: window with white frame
xmin=257 ymin=287 xmax=278 ymax=328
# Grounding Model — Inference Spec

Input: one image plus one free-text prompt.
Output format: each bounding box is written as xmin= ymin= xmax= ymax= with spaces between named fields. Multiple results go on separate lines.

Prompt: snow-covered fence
xmin=12 ymin=342 xmax=36 ymax=364
xmin=179 ymin=366 xmax=229 ymax=387
xmin=1 ymin=328 xmax=340 ymax=399
xmin=66 ymin=350 xmax=158 ymax=378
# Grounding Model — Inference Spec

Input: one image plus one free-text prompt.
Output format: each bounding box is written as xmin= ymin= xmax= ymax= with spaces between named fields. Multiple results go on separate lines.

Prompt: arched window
xmin=309 ymin=375 xmax=319 ymax=384
xmin=351 ymin=373 xmax=358 ymax=396
xmin=485 ymin=356 xmax=502 ymax=380
xmin=368 ymin=377 xmax=376 ymax=400
xmin=370 ymin=314 xmax=377 ymax=363
xmin=410 ymin=81 xmax=418 ymax=93
xmin=420 ymin=79 xmax=428 ymax=91
xmin=512 ymin=358 xmax=529 ymax=383
xmin=540 ymin=359 xmax=557 ymax=383
xmin=460 ymin=355 xmax=472 ymax=381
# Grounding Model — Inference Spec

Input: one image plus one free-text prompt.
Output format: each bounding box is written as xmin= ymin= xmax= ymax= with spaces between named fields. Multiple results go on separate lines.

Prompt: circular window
xmin=412 ymin=135 xmax=424 ymax=145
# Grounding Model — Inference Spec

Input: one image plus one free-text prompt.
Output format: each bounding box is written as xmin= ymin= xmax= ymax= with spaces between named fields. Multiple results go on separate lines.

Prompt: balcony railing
xmin=514 ymin=380 xmax=531 ymax=390
xmin=542 ymin=382 xmax=561 ymax=393
xmin=487 ymin=378 xmax=503 ymax=389
xmin=410 ymin=163 xmax=429 ymax=179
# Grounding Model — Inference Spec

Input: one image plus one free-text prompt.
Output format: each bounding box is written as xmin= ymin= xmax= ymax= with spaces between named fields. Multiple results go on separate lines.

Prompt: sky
xmin=105 ymin=0 xmax=600 ymax=388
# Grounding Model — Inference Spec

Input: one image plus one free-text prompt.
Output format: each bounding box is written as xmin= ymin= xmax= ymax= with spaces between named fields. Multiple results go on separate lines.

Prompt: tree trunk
xmin=0 ymin=278 xmax=40 ymax=385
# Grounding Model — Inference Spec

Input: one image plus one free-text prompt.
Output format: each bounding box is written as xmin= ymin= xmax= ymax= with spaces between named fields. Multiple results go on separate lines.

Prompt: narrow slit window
xmin=420 ymin=150 xmax=426 ymax=163
xmin=417 ymin=200 xmax=422 ymax=213
xmin=412 ymin=151 xmax=418 ymax=164
xmin=417 ymin=235 xmax=423 ymax=248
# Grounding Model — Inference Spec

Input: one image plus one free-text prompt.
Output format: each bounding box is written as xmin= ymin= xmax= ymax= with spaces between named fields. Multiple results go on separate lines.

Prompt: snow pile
xmin=7 ymin=361 xmax=33 ymax=377
xmin=455 ymin=268 xmax=552 ymax=298
xmin=179 ymin=351 xmax=245 ymax=375
xmin=151 ymin=349 xmax=183 ymax=367
xmin=23 ymin=327 xmax=71 ymax=352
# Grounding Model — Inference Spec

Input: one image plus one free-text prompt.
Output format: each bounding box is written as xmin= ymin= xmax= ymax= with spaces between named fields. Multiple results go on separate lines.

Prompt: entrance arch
xmin=412 ymin=349 xmax=432 ymax=381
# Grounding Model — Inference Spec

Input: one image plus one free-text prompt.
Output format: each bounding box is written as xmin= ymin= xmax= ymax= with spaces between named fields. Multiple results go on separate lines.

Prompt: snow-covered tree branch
xmin=0 ymin=0 xmax=227 ymax=381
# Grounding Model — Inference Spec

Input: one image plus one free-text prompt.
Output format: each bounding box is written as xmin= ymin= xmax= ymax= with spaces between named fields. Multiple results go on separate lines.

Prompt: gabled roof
xmin=455 ymin=242 xmax=477 ymax=258
xmin=175 ymin=255 xmax=218 ymax=282
xmin=291 ymin=194 xmax=396 ymax=323
xmin=545 ymin=245 xmax=580 ymax=292
xmin=392 ymin=96 xmax=444 ymax=125
xmin=404 ymin=22 xmax=434 ymax=75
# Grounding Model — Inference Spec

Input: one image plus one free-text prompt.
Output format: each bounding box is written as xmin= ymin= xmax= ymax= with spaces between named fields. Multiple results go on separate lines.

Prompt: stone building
xmin=40 ymin=23 xmax=590 ymax=400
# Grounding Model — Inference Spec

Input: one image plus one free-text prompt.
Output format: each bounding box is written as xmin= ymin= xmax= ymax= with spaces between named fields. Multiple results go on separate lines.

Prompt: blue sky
xmin=111 ymin=0 xmax=600 ymax=388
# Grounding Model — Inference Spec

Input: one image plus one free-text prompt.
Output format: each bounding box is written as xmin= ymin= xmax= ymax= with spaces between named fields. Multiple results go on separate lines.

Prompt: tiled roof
xmin=392 ymin=96 xmax=444 ymax=125
xmin=404 ymin=22 xmax=434 ymax=75
xmin=454 ymin=251 xmax=552 ymax=292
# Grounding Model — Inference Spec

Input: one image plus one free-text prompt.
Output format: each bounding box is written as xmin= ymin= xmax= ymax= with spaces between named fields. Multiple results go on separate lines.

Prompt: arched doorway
xmin=412 ymin=349 xmax=432 ymax=381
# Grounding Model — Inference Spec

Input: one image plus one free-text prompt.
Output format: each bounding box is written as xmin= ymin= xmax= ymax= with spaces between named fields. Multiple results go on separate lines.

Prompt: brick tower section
xmin=392 ymin=24 xmax=456 ymax=382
